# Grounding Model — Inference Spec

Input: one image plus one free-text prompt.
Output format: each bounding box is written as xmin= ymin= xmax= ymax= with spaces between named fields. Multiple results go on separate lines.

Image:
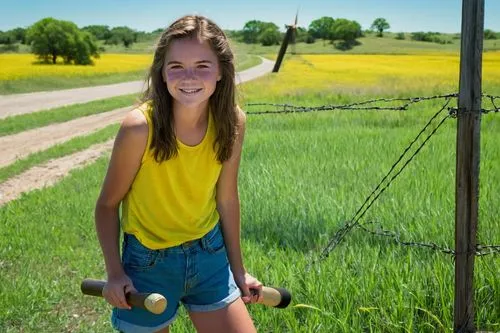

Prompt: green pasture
xmin=1 ymin=70 xmax=499 ymax=331
xmin=232 ymin=33 xmax=500 ymax=57
xmin=94 ymin=33 xmax=500 ymax=55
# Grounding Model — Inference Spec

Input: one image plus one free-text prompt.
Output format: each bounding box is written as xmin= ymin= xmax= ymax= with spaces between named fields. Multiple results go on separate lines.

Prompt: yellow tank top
xmin=121 ymin=104 xmax=222 ymax=249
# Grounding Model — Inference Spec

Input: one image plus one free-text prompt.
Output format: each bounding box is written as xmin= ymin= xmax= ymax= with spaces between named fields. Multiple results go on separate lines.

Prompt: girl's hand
xmin=234 ymin=272 xmax=263 ymax=304
xmin=102 ymin=273 xmax=137 ymax=310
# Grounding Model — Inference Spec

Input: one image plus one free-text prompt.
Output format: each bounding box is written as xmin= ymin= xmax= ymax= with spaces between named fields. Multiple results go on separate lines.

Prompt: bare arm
xmin=94 ymin=108 xmax=148 ymax=308
xmin=216 ymin=107 xmax=262 ymax=303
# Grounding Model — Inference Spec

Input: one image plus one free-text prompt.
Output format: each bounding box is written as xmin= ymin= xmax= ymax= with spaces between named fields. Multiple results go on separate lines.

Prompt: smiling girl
xmin=94 ymin=15 xmax=261 ymax=333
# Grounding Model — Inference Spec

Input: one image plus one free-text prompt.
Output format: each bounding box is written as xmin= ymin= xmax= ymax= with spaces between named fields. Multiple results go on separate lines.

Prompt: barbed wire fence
xmin=244 ymin=93 xmax=500 ymax=263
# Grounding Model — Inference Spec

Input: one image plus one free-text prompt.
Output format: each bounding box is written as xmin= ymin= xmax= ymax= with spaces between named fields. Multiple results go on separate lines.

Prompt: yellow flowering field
xmin=2 ymin=52 xmax=499 ymax=96
xmin=0 ymin=53 xmax=153 ymax=80
xmin=242 ymin=52 xmax=500 ymax=98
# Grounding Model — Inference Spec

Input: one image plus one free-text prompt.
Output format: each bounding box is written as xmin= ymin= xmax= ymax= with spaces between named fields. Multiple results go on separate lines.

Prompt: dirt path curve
xmin=0 ymin=106 xmax=130 ymax=168
xmin=0 ymin=140 xmax=113 ymax=206
xmin=0 ymin=58 xmax=274 ymax=119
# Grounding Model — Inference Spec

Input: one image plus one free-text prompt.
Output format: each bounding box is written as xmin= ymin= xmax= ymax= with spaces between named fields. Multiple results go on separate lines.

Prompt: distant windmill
xmin=272 ymin=9 xmax=299 ymax=73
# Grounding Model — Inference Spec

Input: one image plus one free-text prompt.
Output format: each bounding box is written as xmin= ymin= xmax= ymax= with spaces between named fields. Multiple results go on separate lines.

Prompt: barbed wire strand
xmin=316 ymin=99 xmax=453 ymax=263
xmin=245 ymin=93 xmax=458 ymax=114
xmin=351 ymin=98 xmax=452 ymax=223
xmin=244 ymin=93 xmax=500 ymax=115
xmin=357 ymin=222 xmax=499 ymax=256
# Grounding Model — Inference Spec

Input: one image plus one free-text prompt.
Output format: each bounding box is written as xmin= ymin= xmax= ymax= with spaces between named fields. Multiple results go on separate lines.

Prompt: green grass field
xmin=1 ymin=66 xmax=499 ymax=331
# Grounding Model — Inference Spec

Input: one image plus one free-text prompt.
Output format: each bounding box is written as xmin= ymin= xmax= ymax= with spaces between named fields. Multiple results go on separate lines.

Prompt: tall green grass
xmin=1 ymin=92 xmax=498 ymax=332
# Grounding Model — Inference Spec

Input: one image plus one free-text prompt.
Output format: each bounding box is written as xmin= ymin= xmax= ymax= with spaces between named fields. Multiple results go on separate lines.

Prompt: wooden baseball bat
xmin=257 ymin=286 xmax=292 ymax=308
xmin=81 ymin=279 xmax=167 ymax=314
xmin=81 ymin=279 xmax=292 ymax=311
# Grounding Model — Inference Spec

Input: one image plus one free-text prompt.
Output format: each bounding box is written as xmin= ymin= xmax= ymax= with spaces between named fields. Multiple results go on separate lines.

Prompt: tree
xmin=0 ymin=28 xmax=26 ymax=44
xmin=371 ymin=18 xmax=390 ymax=37
xmin=0 ymin=31 xmax=15 ymax=44
xmin=259 ymin=27 xmax=281 ymax=46
xmin=330 ymin=19 xmax=362 ymax=49
xmin=26 ymin=17 xmax=99 ymax=65
xmin=484 ymin=29 xmax=497 ymax=40
xmin=242 ymin=20 xmax=265 ymax=44
xmin=308 ymin=16 xmax=335 ymax=40
xmin=82 ymin=25 xmax=111 ymax=40
xmin=295 ymin=27 xmax=314 ymax=43
xmin=241 ymin=20 xmax=280 ymax=45
xmin=106 ymin=26 xmax=137 ymax=47
xmin=395 ymin=32 xmax=405 ymax=40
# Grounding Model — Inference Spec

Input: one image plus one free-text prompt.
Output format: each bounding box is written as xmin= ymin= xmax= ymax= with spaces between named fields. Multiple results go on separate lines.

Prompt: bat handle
xmin=80 ymin=278 xmax=106 ymax=297
xmin=80 ymin=279 xmax=167 ymax=314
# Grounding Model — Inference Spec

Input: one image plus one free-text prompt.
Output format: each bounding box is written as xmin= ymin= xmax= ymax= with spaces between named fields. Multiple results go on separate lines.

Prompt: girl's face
xmin=162 ymin=37 xmax=221 ymax=110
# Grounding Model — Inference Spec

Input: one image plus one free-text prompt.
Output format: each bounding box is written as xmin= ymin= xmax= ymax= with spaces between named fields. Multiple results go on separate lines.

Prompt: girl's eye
xmin=169 ymin=65 xmax=182 ymax=70
xmin=197 ymin=64 xmax=209 ymax=69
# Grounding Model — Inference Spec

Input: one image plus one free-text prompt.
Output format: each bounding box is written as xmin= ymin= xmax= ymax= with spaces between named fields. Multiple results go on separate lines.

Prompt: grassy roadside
xmin=0 ymin=124 xmax=118 ymax=183
xmin=0 ymin=94 xmax=139 ymax=136
xmin=0 ymin=70 xmax=148 ymax=95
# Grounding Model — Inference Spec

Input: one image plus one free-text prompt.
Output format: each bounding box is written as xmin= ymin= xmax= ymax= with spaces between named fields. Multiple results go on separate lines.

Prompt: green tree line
xmin=1 ymin=16 xmax=499 ymax=65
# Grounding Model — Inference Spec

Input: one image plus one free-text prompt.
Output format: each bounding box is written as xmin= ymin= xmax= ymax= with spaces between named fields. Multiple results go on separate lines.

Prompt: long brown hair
xmin=141 ymin=15 xmax=238 ymax=163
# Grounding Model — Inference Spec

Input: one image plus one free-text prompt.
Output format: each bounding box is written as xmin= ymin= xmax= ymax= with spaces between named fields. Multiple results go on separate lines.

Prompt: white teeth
xmin=180 ymin=88 xmax=201 ymax=94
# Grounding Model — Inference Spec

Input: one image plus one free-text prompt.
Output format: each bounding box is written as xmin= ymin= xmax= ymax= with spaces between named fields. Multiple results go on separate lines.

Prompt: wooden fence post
xmin=454 ymin=0 xmax=484 ymax=332
xmin=272 ymin=26 xmax=294 ymax=73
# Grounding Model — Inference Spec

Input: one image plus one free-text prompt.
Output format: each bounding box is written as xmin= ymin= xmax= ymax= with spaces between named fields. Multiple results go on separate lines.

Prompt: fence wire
xmin=318 ymin=98 xmax=456 ymax=261
xmin=357 ymin=222 xmax=499 ymax=257
xmin=244 ymin=93 xmax=500 ymax=261
xmin=245 ymin=93 xmax=500 ymax=115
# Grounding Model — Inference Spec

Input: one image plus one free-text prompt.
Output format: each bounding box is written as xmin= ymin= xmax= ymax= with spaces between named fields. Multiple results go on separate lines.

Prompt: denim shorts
xmin=111 ymin=223 xmax=241 ymax=333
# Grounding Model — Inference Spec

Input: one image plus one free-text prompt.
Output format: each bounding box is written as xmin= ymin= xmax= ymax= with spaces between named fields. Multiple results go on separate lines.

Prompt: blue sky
xmin=1 ymin=0 xmax=499 ymax=33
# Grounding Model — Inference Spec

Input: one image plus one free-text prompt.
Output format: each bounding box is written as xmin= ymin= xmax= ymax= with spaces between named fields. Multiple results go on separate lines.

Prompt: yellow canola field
xmin=245 ymin=52 xmax=500 ymax=97
xmin=2 ymin=52 xmax=500 ymax=95
xmin=0 ymin=54 xmax=153 ymax=80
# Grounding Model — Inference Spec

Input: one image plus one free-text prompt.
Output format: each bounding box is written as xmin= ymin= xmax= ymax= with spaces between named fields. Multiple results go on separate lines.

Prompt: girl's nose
xmin=184 ymin=68 xmax=196 ymax=79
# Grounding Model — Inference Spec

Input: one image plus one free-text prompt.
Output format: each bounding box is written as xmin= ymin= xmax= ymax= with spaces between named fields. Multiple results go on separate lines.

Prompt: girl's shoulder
xmin=235 ymin=104 xmax=247 ymax=124
xmin=120 ymin=104 xmax=149 ymax=138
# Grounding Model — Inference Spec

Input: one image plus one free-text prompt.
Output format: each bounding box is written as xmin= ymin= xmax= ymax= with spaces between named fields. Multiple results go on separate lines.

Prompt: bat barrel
xmin=260 ymin=286 xmax=292 ymax=308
